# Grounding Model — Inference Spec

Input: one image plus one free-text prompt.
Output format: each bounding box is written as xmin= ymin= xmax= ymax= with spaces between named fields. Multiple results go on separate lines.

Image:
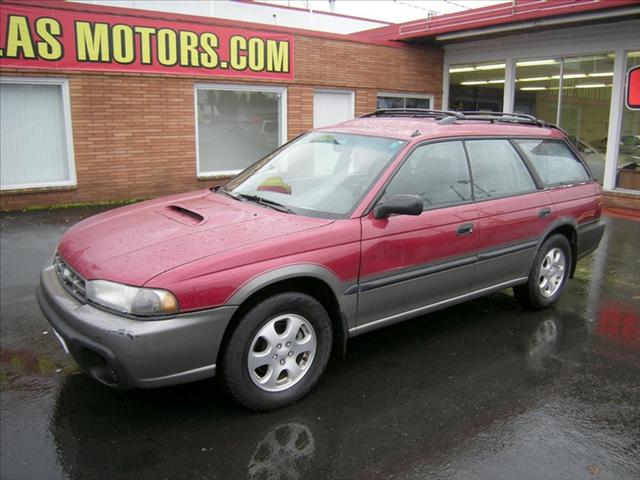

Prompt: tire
xmin=220 ymin=292 xmax=333 ymax=411
xmin=514 ymin=234 xmax=572 ymax=310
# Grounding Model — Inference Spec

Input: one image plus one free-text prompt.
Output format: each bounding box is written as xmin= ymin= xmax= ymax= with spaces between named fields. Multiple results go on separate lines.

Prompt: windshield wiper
xmin=236 ymin=193 xmax=296 ymax=214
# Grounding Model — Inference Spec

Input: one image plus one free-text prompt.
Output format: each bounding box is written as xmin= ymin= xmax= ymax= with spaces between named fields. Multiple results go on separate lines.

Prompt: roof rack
xmin=457 ymin=111 xmax=548 ymax=127
xmin=359 ymin=108 xmax=569 ymax=137
xmin=359 ymin=108 xmax=562 ymax=130
xmin=360 ymin=108 xmax=464 ymax=119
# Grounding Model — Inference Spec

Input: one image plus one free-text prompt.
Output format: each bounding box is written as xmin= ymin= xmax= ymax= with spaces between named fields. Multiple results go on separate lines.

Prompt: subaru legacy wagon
xmin=37 ymin=109 xmax=605 ymax=410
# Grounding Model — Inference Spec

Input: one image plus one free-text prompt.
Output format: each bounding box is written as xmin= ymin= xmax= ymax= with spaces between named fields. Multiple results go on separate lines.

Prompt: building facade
xmin=1 ymin=0 xmax=639 ymax=210
xmin=374 ymin=0 xmax=640 ymax=208
xmin=0 ymin=0 xmax=441 ymax=210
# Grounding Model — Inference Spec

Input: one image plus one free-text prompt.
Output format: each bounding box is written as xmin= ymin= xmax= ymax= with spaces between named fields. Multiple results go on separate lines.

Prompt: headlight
xmin=86 ymin=280 xmax=179 ymax=317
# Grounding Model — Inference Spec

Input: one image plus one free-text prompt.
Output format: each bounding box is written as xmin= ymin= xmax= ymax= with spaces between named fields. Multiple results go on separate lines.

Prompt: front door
xmin=357 ymin=140 xmax=479 ymax=329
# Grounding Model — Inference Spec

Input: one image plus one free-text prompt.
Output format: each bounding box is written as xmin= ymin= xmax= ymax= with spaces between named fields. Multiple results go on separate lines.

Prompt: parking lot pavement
xmin=1 ymin=207 xmax=639 ymax=480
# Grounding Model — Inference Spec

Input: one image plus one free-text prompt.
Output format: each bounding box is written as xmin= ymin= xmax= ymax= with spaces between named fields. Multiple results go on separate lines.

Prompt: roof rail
xmin=457 ymin=111 xmax=548 ymax=127
xmin=359 ymin=109 xmax=570 ymax=136
xmin=360 ymin=108 xmax=465 ymax=119
xmin=456 ymin=112 xmax=571 ymax=136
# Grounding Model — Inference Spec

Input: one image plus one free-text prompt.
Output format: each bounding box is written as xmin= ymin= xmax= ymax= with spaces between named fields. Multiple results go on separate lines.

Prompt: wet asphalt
xmin=0 ymin=207 xmax=639 ymax=480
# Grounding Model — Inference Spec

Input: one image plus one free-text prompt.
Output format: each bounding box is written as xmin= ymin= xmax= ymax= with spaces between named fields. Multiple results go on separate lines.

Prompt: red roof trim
xmin=363 ymin=0 xmax=640 ymax=42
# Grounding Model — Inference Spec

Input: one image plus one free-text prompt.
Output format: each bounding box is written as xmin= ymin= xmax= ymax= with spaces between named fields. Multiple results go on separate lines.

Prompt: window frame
xmin=377 ymin=92 xmax=435 ymax=110
xmin=194 ymin=83 xmax=288 ymax=178
xmin=0 ymin=76 xmax=76 ymax=191
xmin=364 ymin=136 xmax=554 ymax=216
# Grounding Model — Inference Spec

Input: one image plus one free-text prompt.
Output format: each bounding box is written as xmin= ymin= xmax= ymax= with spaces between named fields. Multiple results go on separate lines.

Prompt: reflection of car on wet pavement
xmin=37 ymin=109 xmax=606 ymax=410
xmin=47 ymin=307 xmax=617 ymax=480
xmin=247 ymin=422 xmax=315 ymax=479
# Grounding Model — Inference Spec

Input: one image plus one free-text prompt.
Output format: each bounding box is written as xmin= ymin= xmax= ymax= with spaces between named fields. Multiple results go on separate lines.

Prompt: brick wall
xmin=0 ymin=34 xmax=443 ymax=210
xmin=603 ymin=191 xmax=640 ymax=210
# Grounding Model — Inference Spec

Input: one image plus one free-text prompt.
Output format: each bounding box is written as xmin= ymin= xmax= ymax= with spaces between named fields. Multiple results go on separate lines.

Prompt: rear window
xmin=515 ymin=139 xmax=589 ymax=186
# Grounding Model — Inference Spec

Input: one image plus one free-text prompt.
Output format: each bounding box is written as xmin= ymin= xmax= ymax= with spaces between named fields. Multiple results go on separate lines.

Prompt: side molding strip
xmin=346 ymin=239 xmax=538 ymax=296
xmin=353 ymin=255 xmax=477 ymax=295
xmin=476 ymin=240 xmax=538 ymax=261
xmin=348 ymin=277 xmax=528 ymax=336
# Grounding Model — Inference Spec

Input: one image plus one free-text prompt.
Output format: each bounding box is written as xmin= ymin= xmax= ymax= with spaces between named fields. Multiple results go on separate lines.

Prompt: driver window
xmin=385 ymin=141 xmax=472 ymax=209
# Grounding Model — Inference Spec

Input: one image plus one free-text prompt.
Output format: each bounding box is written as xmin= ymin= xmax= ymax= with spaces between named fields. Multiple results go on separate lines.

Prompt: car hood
xmin=58 ymin=190 xmax=333 ymax=285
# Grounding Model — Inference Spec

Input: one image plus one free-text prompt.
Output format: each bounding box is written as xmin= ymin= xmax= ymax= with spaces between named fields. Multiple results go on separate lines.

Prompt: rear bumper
xmin=36 ymin=265 xmax=237 ymax=389
xmin=576 ymin=219 xmax=606 ymax=260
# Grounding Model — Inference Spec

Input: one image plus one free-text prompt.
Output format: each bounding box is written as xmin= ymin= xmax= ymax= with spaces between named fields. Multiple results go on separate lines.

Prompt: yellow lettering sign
xmin=5 ymin=15 xmax=36 ymax=59
xmin=35 ymin=18 xmax=63 ymax=60
xmin=267 ymin=40 xmax=289 ymax=73
xmin=229 ymin=35 xmax=247 ymax=70
xmin=75 ymin=21 xmax=109 ymax=62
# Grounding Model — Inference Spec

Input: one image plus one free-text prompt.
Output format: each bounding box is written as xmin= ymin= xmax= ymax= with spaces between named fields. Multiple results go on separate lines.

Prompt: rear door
xmin=514 ymin=138 xmax=601 ymax=256
xmin=467 ymin=138 xmax=554 ymax=290
xmin=357 ymin=140 xmax=479 ymax=328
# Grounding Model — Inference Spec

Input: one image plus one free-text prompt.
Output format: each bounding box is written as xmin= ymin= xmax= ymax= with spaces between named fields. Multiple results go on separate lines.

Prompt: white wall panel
xmin=1 ymin=79 xmax=75 ymax=190
xmin=313 ymin=90 xmax=354 ymax=128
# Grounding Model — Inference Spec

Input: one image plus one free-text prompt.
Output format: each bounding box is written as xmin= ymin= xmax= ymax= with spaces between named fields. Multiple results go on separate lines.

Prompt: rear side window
xmin=465 ymin=139 xmax=536 ymax=200
xmin=515 ymin=139 xmax=589 ymax=186
xmin=385 ymin=141 xmax=472 ymax=209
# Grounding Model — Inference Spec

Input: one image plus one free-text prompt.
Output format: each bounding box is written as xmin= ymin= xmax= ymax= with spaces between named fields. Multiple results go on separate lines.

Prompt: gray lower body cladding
xmin=37 ymin=265 xmax=237 ymax=389
xmin=576 ymin=220 xmax=606 ymax=260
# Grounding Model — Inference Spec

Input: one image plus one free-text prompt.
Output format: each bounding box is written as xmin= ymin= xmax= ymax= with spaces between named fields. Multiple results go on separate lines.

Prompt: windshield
xmin=222 ymin=132 xmax=406 ymax=218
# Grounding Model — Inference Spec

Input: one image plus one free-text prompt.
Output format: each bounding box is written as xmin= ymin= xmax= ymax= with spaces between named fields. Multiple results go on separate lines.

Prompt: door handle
xmin=538 ymin=207 xmax=552 ymax=218
xmin=456 ymin=223 xmax=474 ymax=236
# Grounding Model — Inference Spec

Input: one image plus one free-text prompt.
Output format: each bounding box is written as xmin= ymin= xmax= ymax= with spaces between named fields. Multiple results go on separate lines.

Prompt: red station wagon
xmin=37 ymin=109 xmax=605 ymax=410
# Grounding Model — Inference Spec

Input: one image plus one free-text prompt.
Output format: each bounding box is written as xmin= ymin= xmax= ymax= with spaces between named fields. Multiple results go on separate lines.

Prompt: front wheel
xmin=514 ymin=234 xmax=572 ymax=310
xmin=220 ymin=292 xmax=332 ymax=411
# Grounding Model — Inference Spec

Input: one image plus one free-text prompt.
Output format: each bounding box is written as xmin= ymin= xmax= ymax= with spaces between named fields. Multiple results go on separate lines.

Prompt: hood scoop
xmin=156 ymin=205 xmax=206 ymax=226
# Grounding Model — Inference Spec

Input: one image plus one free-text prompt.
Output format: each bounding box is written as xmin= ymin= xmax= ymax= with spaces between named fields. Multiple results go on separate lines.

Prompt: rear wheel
xmin=514 ymin=234 xmax=572 ymax=310
xmin=220 ymin=292 xmax=332 ymax=411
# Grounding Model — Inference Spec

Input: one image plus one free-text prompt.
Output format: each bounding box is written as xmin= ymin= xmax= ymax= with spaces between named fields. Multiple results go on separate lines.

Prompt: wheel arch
xmin=539 ymin=219 xmax=578 ymax=278
xmin=220 ymin=266 xmax=355 ymax=362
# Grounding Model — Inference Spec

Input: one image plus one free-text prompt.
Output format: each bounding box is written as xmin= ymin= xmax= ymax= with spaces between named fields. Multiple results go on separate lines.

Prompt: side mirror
xmin=373 ymin=194 xmax=423 ymax=219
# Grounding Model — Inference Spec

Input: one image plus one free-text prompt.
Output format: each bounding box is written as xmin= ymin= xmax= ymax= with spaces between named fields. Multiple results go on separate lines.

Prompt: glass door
xmin=616 ymin=51 xmax=640 ymax=191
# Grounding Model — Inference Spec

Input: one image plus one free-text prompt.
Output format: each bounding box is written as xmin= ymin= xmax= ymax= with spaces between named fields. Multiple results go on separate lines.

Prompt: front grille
xmin=54 ymin=254 xmax=87 ymax=302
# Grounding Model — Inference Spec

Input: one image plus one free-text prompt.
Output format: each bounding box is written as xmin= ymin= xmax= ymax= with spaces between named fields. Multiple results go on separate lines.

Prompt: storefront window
xmin=513 ymin=59 xmax=561 ymax=124
xmin=559 ymin=54 xmax=614 ymax=184
xmin=377 ymin=93 xmax=433 ymax=109
xmin=513 ymin=55 xmax=614 ymax=183
xmin=616 ymin=51 xmax=640 ymax=191
xmin=448 ymin=62 xmax=505 ymax=111
xmin=0 ymin=78 xmax=75 ymax=190
xmin=196 ymin=85 xmax=286 ymax=176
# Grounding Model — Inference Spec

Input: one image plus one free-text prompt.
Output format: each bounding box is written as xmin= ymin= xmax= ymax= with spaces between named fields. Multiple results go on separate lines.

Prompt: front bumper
xmin=36 ymin=265 xmax=237 ymax=389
